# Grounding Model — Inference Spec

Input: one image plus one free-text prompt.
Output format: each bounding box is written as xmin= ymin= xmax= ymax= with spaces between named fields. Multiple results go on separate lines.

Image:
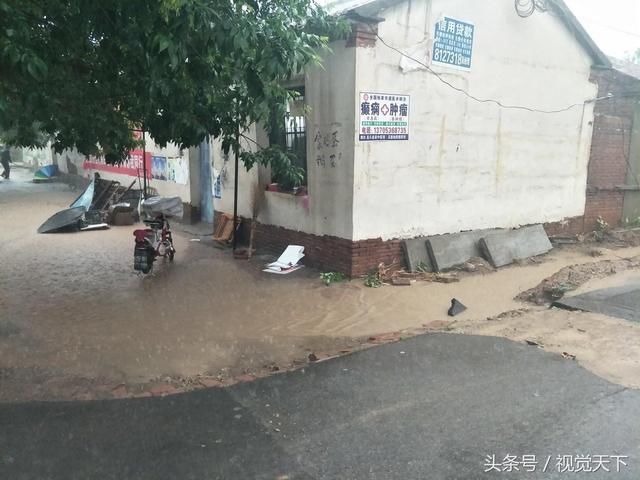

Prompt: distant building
xmin=609 ymin=57 xmax=640 ymax=81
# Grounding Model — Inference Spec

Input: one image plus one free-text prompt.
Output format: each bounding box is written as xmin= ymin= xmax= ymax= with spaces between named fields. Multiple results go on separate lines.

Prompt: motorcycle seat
xmin=143 ymin=219 xmax=163 ymax=229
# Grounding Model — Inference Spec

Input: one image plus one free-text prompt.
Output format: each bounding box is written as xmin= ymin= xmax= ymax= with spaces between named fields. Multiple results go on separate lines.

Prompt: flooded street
xmin=0 ymin=168 xmax=365 ymax=400
xmin=2 ymin=166 xmax=640 ymax=401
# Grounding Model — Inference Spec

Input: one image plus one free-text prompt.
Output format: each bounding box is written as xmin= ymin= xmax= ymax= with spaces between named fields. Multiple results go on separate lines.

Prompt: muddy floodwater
xmin=2 ymin=166 xmax=640 ymax=401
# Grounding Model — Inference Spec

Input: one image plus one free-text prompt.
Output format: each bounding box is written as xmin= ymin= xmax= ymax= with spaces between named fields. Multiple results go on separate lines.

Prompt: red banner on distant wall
xmin=83 ymin=150 xmax=152 ymax=178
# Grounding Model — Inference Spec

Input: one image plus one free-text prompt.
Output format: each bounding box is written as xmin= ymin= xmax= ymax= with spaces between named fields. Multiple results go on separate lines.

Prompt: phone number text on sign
xmin=359 ymin=92 xmax=410 ymax=142
xmin=433 ymin=16 xmax=474 ymax=69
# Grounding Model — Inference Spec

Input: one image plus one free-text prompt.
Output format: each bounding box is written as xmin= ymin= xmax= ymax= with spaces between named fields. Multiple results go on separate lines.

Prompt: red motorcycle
xmin=133 ymin=214 xmax=175 ymax=274
xmin=133 ymin=197 xmax=182 ymax=274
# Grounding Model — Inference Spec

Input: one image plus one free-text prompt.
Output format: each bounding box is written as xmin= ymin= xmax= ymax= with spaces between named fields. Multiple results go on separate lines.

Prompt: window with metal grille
xmin=269 ymin=86 xmax=307 ymax=188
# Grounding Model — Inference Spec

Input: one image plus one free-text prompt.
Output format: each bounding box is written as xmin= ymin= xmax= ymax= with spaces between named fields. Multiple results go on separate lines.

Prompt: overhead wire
xmin=314 ymin=0 xmax=640 ymax=114
xmin=515 ymin=0 xmax=536 ymax=18
xmin=370 ymin=22 xmax=640 ymax=226
xmin=565 ymin=14 xmax=640 ymax=40
xmin=335 ymin=2 xmax=640 ymax=206
xmin=370 ymin=25 xmax=619 ymax=114
xmin=509 ymin=2 xmax=640 ymax=198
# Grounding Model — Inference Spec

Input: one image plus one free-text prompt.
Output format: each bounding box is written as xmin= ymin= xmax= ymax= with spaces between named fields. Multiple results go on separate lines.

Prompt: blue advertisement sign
xmin=214 ymin=174 xmax=222 ymax=199
xmin=151 ymin=155 xmax=167 ymax=180
xmin=433 ymin=17 xmax=474 ymax=69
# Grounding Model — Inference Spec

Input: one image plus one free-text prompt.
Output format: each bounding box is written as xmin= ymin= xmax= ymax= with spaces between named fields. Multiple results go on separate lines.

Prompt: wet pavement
xmin=2 ymin=333 xmax=639 ymax=479
xmin=554 ymin=282 xmax=640 ymax=321
xmin=3 ymin=168 xmax=640 ymax=478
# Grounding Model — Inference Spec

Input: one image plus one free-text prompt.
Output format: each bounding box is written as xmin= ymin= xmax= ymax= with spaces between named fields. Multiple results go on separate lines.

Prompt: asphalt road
xmin=555 ymin=281 xmax=640 ymax=322
xmin=2 ymin=333 xmax=639 ymax=479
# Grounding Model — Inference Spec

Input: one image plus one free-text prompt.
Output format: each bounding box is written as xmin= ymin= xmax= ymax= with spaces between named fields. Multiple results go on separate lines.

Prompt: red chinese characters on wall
xmin=83 ymin=150 xmax=152 ymax=178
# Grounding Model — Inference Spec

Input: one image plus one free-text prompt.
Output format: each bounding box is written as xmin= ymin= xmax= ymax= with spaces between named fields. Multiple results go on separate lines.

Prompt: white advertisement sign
xmin=359 ymin=92 xmax=410 ymax=141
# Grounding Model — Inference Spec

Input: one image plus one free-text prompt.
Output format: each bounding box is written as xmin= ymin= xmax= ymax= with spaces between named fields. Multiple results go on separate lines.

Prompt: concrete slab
xmin=480 ymin=225 xmax=552 ymax=268
xmin=553 ymin=283 xmax=640 ymax=321
xmin=426 ymin=229 xmax=494 ymax=272
xmin=402 ymin=238 xmax=433 ymax=272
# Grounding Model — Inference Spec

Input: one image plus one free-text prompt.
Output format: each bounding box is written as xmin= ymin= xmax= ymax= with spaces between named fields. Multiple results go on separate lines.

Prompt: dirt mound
xmin=516 ymin=256 xmax=640 ymax=305
xmin=553 ymin=228 xmax=640 ymax=251
xmin=607 ymin=229 xmax=640 ymax=248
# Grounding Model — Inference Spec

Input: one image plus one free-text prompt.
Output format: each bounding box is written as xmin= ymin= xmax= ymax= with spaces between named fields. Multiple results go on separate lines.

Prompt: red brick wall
xmin=546 ymin=68 xmax=638 ymax=235
xmin=346 ymin=22 xmax=378 ymax=48
xmin=254 ymin=222 xmax=404 ymax=277
xmin=255 ymin=223 xmax=354 ymax=274
xmin=544 ymin=216 xmax=585 ymax=237
xmin=351 ymin=238 xmax=404 ymax=277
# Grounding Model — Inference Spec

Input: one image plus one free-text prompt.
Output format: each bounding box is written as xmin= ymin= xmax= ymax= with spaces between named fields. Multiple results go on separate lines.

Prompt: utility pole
xmin=232 ymin=123 xmax=240 ymax=252
xmin=141 ymin=128 xmax=148 ymax=199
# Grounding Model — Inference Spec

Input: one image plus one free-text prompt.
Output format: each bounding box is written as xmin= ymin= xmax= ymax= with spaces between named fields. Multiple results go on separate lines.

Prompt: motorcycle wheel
xmin=143 ymin=249 xmax=155 ymax=273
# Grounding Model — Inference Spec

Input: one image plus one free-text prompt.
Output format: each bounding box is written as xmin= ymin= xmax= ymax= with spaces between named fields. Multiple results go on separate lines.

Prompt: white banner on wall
xmin=359 ymin=92 xmax=410 ymax=142
xmin=167 ymin=156 xmax=189 ymax=185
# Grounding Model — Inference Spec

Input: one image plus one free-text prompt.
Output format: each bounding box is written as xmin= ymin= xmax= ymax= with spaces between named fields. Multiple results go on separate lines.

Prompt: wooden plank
xmin=213 ymin=221 xmax=234 ymax=242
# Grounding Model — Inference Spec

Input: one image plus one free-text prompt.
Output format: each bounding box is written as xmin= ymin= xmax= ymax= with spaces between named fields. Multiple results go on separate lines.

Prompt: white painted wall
xmin=215 ymin=42 xmax=357 ymax=239
xmin=17 ymin=146 xmax=53 ymax=169
xmin=55 ymin=141 xmax=193 ymax=203
xmin=351 ymin=0 xmax=597 ymax=240
xmin=299 ymin=41 xmax=356 ymax=238
xmin=211 ymin=127 xmax=261 ymax=219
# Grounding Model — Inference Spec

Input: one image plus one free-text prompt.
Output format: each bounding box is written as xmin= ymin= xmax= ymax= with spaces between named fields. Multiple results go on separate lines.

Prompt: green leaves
xmin=156 ymin=35 xmax=171 ymax=53
xmin=320 ymin=272 xmax=346 ymax=285
xmin=0 ymin=0 xmax=347 ymax=163
xmin=26 ymin=56 xmax=47 ymax=79
xmin=240 ymin=145 xmax=305 ymax=189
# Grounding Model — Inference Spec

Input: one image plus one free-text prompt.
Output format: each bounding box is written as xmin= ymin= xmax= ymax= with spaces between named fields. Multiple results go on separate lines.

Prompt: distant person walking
xmin=1 ymin=145 xmax=11 ymax=179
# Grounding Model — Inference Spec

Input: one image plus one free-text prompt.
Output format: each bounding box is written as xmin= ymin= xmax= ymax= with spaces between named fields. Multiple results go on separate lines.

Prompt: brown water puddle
xmin=3 ymin=171 xmax=640 ymax=400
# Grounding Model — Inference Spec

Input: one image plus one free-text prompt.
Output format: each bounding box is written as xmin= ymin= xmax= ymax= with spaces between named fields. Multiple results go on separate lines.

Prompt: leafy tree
xmin=0 ymin=0 xmax=346 ymax=164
